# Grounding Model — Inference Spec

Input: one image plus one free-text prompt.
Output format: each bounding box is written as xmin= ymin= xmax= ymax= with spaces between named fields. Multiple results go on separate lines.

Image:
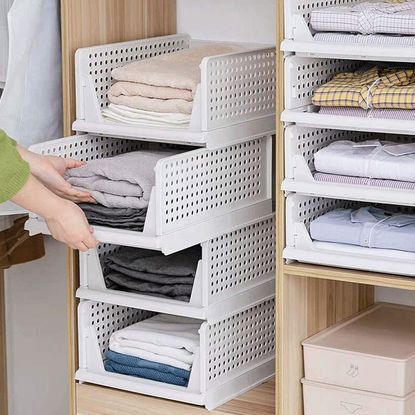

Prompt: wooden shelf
xmin=284 ymin=263 xmax=415 ymax=291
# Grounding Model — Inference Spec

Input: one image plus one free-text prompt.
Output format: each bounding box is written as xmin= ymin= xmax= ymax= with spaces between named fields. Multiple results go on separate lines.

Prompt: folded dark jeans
xmin=79 ymin=203 xmax=147 ymax=231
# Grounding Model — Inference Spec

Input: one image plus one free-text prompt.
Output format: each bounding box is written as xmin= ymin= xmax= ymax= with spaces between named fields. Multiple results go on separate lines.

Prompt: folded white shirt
xmin=314 ymin=140 xmax=415 ymax=182
xmin=102 ymin=103 xmax=191 ymax=128
xmin=109 ymin=314 xmax=201 ymax=370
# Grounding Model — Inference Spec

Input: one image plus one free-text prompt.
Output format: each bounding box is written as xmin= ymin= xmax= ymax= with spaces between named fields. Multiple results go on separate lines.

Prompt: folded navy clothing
xmin=79 ymin=203 xmax=147 ymax=231
xmin=104 ymin=350 xmax=190 ymax=386
xmin=102 ymin=246 xmax=201 ymax=302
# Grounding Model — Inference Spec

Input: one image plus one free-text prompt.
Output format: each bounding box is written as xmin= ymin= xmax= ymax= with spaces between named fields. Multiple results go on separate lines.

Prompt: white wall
xmin=177 ymin=0 xmax=276 ymax=44
xmin=5 ymin=238 xmax=68 ymax=415
xmin=376 ymin=287 xmax=415 ymax=306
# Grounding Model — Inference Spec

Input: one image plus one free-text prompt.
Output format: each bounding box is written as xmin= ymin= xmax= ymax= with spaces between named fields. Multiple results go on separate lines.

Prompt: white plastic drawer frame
xmin=77 ymin=215 xmax=276 ymax=320
xmin=76 ymin=299 xmax=275 ymax=410
xmin=282 ymin=125 xmax=415 ymax=206
xmin=282 ymin=55 xmax=415 ymax=136
xmin=284 ymin=194 xmax=415 ymax=276
xmin=25 ymin=134 xmax=273 ymax=254
xmin=74 ymin=33 xmax=277 ymax=148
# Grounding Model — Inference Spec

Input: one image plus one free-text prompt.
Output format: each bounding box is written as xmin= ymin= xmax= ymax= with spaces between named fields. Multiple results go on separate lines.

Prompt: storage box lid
xmin=303 ymin=304 xmax=415 ymax=360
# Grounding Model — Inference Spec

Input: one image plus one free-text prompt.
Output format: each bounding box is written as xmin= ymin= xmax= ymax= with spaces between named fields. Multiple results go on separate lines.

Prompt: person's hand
xmin=17 ymin=146 xmax=95 ymax=204
xmin=11 ymin=175 xmax=98 ymax=252
xmin=43 ymin=199 xmax=98 ymax=252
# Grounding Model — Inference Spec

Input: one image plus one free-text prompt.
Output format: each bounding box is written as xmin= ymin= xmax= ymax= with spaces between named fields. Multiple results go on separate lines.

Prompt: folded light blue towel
xmin=104 ymin=350 xmax=190 ymax=387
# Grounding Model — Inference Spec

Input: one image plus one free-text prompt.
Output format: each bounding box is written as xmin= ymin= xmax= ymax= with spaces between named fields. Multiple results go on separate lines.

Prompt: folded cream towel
xmin=108 ymin=94 xmax=194 ymax=114
xmin=111 ymin=43 xmax=242 ymax=97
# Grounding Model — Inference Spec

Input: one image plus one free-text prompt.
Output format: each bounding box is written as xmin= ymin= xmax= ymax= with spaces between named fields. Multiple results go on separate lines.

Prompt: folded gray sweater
xmin=66 ymin=150 xmax=179 ymax=209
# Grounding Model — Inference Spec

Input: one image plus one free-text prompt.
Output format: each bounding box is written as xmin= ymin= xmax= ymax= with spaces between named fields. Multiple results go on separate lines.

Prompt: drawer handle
xmin=340 ymin=401 xmax=363 ymax=414
xmin=346 ymin=364 xmax=359 ymax=378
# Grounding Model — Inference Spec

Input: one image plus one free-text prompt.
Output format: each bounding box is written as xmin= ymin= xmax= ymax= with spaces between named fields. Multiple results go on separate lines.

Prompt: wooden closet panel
xmin=0 ymin=270 xmax=7 ymax=415
xmin=280 ymin=275 xmax=374 ymax=415
xmin=61 ymin=0 xmax=177 ymax=135
xmin=76 ymin=381 xmax=275 ymax=415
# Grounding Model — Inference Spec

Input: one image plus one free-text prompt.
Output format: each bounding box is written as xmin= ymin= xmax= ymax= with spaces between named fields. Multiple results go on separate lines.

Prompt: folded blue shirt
xmin=310 ymin=207 xmax=415 ymax=253
xmin=105 ymin=350 xmax=191 ymax=387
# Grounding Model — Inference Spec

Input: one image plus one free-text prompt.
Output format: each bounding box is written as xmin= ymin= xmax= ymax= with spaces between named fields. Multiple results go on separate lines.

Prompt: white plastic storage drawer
xmin=282 ymin=125 xmax=415 ymax=206
xmin=25 ymin=134 xmax=273 ymax=255
xmin=73 ymin=33 xmax=276 ymax=149
xmin=78 ymin=215 xmax=276 ymax=320
xmin=302 ymin=379 xmax=415 ymax=415
xmin=280 ymin=0 xmax=415 ymax=62
xmin=281 ymin=56 xmax=415 ymax=137
xmin=283 ymin=194 xmax=415 ymax=276
xmin=303 ymin=303 xmax=415 ymax=397
xmin=76 ymin=299 xmax=275 ymax=410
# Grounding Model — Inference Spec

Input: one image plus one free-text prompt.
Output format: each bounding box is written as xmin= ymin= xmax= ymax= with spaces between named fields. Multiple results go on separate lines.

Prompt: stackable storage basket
xmin=282 ymin=125 xmax=415 ymax=206
xmin=284 ymin=194 xmax=415 ymax=275
xmin=76 ymin=298 xmax=275 ymax=410
xmin=78 ymin=215 xmax=276 ymax=320
xmin=25 ymin=134 xmax=273 ymax=254
xmin=302 ymin=379 xmax=415 ymax=415
xmin=281 ymin=56 xmax=415 ymax=136
xmin=302 ymin=304 xmax=415 ymax=397
xmin=280 ymin=0 xmax=415 ymax=62
xmin=73 ymin=34 xmax=276 ymax=149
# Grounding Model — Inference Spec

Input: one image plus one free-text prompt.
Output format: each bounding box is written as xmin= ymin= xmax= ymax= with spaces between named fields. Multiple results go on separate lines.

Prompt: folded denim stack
xmin=102 ymin=43 xmax=241 ymax=127
xmin=103 ymin=246 xmax=201 ymax=302
xmin=312 ymin=139 xmax=415 ymax=190
xmin=65 ymin=149 xmax=179 ymax=230
xmin=105 ymin=314 xmax=200 ymax=386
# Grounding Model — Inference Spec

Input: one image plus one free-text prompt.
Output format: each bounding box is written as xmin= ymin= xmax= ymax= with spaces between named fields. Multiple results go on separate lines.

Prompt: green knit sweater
xmin=0 ymin=130 xmax=30 ymax=203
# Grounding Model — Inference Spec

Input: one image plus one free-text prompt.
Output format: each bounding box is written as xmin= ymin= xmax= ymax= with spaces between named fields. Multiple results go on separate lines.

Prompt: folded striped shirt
xmin=310 ymin=0 xmax=415 ymax=35
xmin=314 ymin=172 xmax=415 ymax=190
xmin=319 ymin=106 xmax=415 ymax=120
xmin=313 ymin=66 xmax=415 ymax=110
xmin=314 ymin=32 xmax=415 ymax=47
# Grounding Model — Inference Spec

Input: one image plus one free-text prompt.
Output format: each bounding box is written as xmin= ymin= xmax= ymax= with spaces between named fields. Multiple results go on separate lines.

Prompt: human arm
xmin=10 ymin=174 xmax=98 ymax=252
xmin=16 ymin=145 xmax=95 ymax=204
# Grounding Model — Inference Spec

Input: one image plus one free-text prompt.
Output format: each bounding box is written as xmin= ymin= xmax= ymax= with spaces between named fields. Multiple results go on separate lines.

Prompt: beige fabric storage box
xmin=302 ymin=379 xmax=415 ymax=415
xmin=303 ymin=303 xmax=415 ymax=397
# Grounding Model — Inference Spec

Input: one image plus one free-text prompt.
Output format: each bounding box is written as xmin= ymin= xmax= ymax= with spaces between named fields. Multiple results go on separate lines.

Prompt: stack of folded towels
xmin=105 ymin=314 xmax=201 ymax=387
xmin=313 ymin=139 xmax=415 ymax=190
xmin=310 ymin=0 xmax=415 ymax=47
xmin=102 ymin=43 xmax=241 ymax=128
xmin=103 ymin=245 xmax=201 ymax=302
xmin=65 ymin=149 xmax=179 ymax=230
xmin=310 ymin=206 xmax=415 ymax=253
xmin=313 ymin=65 xmax=415 ymax=120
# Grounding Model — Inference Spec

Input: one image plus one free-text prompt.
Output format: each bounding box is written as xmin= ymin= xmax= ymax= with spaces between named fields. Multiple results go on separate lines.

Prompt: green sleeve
xmin=0 ymin=130 xmax=30 ymax=203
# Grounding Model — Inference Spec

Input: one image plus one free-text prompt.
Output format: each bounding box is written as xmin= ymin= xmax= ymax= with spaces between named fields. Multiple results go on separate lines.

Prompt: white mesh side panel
xmin=82 ymin=301 xmax=153 ymax=356
xmin=203 ymin=48 xmax=276 ymax=130
xmin=79 ymin=35 xmax=190 ymax=109
xmin=29 ymin=135 xmax=147 ymax=161
xmin=285 ymin=56 xmax=362 ymax=109
xmin=158 ymin=138 xmax=269 ymax=233
xmin=206 ymin=299 xmax=275 ymax=388
xmin=293 ymin=196 xmax=357 ymax=230
xmin=96 ymin=243 xmax=121 ymax=274
xmin=284 ymin=0 xmax=359 ymax=38
xmin=207 ymin=217 xmax=276 ymax=304
xmin=285 ymin=128 xmax=415 ymax=176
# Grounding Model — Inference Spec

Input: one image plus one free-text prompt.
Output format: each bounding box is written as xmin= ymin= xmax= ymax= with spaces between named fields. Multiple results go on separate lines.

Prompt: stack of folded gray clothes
xmin=103 ymin=246 xmax=201 ymax=302
xmin=78 ymin=204 xmax=147 ymax=231
xmin=65 ymin=149 xmax=179 ymax=230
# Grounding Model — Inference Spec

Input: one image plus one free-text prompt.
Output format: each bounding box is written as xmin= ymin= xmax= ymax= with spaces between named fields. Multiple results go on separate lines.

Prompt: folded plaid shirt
xmin=313 ymin=66 xmax=415 ymax=110
xmin=310 ymin=0 xmax=415 ymax=35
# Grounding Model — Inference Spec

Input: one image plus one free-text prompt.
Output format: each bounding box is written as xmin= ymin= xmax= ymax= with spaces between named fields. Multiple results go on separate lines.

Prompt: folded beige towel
xmin=111 ymin=44 xmax=241 ymax=97
xmin=109 ymin=81 xmax=193 ymax=102
xmin=108 ymin=93 xmax=194 ymax=114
